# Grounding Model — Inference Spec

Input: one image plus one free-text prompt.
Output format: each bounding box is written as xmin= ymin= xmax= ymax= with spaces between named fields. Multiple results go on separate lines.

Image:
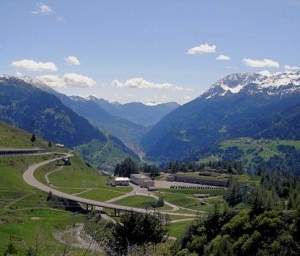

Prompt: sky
xmin=1 ymin=0 xmax=300 ymax=105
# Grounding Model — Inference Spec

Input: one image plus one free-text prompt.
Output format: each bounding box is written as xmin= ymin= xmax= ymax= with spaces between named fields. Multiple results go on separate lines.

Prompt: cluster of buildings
xmin=107 ymin=174 xmax=155 ymax=190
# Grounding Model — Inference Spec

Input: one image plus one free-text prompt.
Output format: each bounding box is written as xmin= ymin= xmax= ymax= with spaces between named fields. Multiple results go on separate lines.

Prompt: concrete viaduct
xmin=1 ymin=149 xmax=196 ymax=218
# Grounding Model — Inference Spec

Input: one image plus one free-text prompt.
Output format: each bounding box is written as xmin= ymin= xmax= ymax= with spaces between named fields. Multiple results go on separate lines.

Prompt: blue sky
xmin=1 ymin=0 xmax=300 ymax=104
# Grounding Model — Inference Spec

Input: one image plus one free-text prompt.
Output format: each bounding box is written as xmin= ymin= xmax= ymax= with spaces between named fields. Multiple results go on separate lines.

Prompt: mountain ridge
xmin=0 ymin=76 xmax=137 ymax=169
xmin=201 ymin=71 xmax=300 ymax=99
xmin=4 ymin=74 xmax=179 ymax=149
xmin=141 ymin=71 xmax=300 ymax=162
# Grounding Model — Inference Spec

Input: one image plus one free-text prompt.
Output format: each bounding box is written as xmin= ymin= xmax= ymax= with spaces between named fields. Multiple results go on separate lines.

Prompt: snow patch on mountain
xmin=201 ymin=71 xmax=300 ymax=99
xmin=1 ymin=74 xmax=57 ymax=93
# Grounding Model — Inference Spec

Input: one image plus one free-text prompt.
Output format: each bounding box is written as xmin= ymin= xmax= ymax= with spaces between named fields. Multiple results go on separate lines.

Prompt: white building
xmin=107 ymin=177 xmax=130 ymax=186
xmin=130 ymin=174 xmax=154 ymax=189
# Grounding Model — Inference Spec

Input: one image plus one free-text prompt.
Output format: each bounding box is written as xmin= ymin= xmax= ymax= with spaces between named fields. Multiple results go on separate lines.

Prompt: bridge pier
xmin=114 ymin=209 xmax=120 ymax=217
xmin=86 ymin=204 xmax=94 ymax=211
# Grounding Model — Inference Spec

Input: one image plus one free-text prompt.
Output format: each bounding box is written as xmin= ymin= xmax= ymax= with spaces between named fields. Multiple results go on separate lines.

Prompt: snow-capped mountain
xmin=141 ymin=71 xmax=300 ymax=162
xmin=201 ymin=71 xmax=300 ymax=99
xmin=0 ymin=74 xmax=56 ymax=93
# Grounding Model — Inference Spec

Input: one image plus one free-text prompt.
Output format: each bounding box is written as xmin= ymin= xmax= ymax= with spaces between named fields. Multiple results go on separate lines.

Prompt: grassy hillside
xmin=204 ymin=137 xmax=300 ymax=175
xmin=0 ymin=77 xmax=138 ymax=171
xmin=5 ymin=120 xmax=298 ymax=255
xmin=0 ymin=122 xmax=101 ymax=254
xmin=0 ymin=121 xmax=59 ymax=150
xmin=0 ymin=121 xmax=210 ymax=253
xmin=0 ymin=155 xmax=94 ymax=255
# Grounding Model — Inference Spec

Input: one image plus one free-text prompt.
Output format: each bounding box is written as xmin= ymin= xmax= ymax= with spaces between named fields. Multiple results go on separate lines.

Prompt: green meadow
xmin=0 ymin=155 xmax=96 ymax=255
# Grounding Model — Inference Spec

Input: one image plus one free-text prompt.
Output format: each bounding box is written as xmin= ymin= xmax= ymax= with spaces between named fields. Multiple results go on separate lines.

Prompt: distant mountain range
xmin=19 ymin=76 xmax=179 ymax=148
xmin=2 ymin=72 xmax=299 ymax=170
xmin=141 ymin=71 xmax=300 ymax=162
xmin=58 ymin=95 xmax=178 ymax=148
xmin=0 ymin=74 xmax=179 ymax=169
xmin=0 ymin=75 xmax=137 ymax=169
xmin=87 ymin=96 xmax=179 ymax=128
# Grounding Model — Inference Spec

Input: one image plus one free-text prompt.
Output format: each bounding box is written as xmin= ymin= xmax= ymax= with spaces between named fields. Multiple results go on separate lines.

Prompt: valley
xmin=0 ymin=71 xmax=299 ymax=255
xmin=0 ymin=122 xmax=222 ymax=253
xmin=1 ymin=1 xmax=300 ymax=254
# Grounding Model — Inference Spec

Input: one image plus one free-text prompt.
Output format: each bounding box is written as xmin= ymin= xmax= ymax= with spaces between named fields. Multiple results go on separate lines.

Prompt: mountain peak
xmin=201 ymin=71 xmax=300 ymax=99
xmin=0 ymin=74 xmax=57 ymax=94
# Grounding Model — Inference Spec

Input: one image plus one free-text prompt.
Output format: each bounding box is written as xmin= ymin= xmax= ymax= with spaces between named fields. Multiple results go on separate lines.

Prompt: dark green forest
xmin=172 ymin=170 xmax=300 ymax=256
xmin=85 ymin=162 xmax=300 ymax=256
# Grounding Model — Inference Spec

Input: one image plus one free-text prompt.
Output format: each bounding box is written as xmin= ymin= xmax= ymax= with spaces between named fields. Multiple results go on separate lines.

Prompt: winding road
xmin=22 ymin=152 xmax=197 ymax=217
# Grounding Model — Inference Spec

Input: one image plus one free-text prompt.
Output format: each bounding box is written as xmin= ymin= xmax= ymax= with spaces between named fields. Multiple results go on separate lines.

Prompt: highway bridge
xmin=20 ymin=152 xmax=197 ymax=217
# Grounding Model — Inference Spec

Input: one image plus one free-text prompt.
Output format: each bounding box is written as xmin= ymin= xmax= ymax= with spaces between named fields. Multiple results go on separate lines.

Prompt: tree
xmin=142 ymin=163 xmax=160 ymax=179
xmin=107 ymin=211 xmax=166 ymax=255
xmin=4 ymin=240 xmax=17 ymax=255
xmin=30 ymin=133 xmax=36 ymax=146
xmin=208 ymin=235 xmax=234 ymax=256
xmin=114 ymin=157 xmax=139 ymax=177
xmin=152 ymin=196 xmax=164 ymax=208
xmin=225 ymin=177 xmax=245 ymax=207
xmin=248 ymin=185 xmax=265 ymax=216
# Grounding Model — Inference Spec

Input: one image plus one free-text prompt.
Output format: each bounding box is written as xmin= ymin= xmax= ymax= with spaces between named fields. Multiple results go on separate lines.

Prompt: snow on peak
xmin=201 ymin=71 xmax=300 ymax=99
xmin=260 ymin=71 xmax=300 ymax=88
xmin=0 ymin=74 xmax=12 ymax=80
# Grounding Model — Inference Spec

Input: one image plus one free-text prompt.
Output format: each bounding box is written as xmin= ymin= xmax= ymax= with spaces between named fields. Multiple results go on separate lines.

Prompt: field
xmin=200 ymin=137 xmax=300 ymax=170
xmin=158 ymin=188 xmax=225 ymax=212
xmin=34 ymin=153 xmax=133 ymax=201
xmin=220 ymin=137 xmax=300 ymax=162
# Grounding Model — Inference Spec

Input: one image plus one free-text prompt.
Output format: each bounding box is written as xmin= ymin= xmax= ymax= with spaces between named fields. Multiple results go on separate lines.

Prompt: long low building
xmin=166 ymin=174 xmax=228 ymax=187
xmin=130 ymin=174 xmax=154 ymax=189
xmin=107 ymin=177 xmax=130 ymax=186
xmin=0 ymin=148 xmax=48 ymax=157
xmin=114 ymin=177 xmax=130 ymax=186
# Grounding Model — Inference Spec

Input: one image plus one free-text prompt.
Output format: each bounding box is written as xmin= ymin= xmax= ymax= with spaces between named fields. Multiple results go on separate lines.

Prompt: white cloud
xmin=63 ymin=73 xmax=95 ymax=87
xmin=65 ymin=56 xmax=80 ymax=66
xmin=216 ymin=54 xmax=230 ymax=61
xmin=36 ymin=73 xmax=96 ymax=88
xmin=111 ymin=80 xmax=124 ymax=88
xmin=242 ymin=58 xmax=279 ymax=68
xmin=36 ymin=75 xmax=64 ymax=87
xmin=11 ymin=59 xmax=57 ymax=72
xmin=285 ymin=65 xmax=300 ymax=71
xmin=187 ymin=43 xmax=216 ymax=55
xmin=111 ymin=77 xmax=184 ymax=90
xmin=31 ymin=3 xmax=53 ymax=15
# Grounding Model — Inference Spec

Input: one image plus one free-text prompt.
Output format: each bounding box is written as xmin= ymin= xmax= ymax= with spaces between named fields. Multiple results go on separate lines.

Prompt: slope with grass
xmin=0 ymin=122 xmax=102 ymax=254
xmin=0 ymin=77 xmax=138 ymax=170
xmin=207 ymin=138 xmax=300 ymax=174
xmin=0 ymin=121 xmax=228 ymax=250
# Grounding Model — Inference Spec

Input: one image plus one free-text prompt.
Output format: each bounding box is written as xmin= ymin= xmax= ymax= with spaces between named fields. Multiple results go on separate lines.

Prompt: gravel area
xmin=53 ymin=223 xmax=103 ymax=253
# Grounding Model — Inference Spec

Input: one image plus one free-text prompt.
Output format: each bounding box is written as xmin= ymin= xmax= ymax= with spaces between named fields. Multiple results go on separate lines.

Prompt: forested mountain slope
xmin=58 ymin=95 xmax=147 ymax=147
xmin=0 ymin=76 xmax=137 ymax=168
xmin=141 ymin=72 xmax=300 ymax=162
